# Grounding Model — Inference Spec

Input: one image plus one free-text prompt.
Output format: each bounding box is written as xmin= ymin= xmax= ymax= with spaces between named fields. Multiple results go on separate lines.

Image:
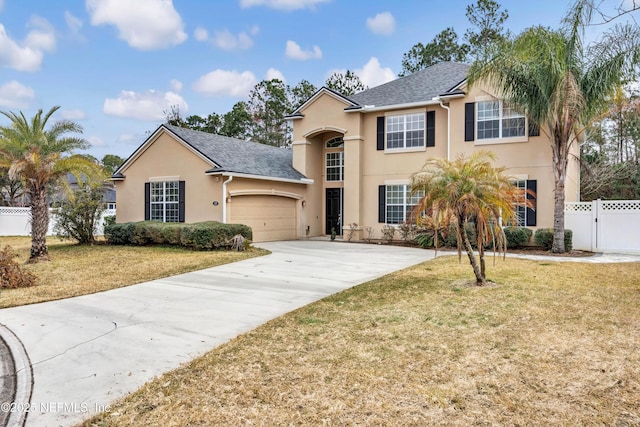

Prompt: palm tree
xmin=0 ymin=106 xmax=104 ymax=263
xmin=411 ymin=151 xmax=521 ymax=286
xmin=467 ymin=0 xmax=640 ymax=252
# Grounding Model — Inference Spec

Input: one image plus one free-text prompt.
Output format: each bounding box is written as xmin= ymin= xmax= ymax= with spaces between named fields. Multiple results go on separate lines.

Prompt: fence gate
xmin=565 ymin=200 xmax=640 ymax=253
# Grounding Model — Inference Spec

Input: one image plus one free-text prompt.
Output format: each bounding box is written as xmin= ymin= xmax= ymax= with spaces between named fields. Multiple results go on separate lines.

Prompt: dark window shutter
xmin=376 ymin=116 xmax=385 ymax=150
xmin=426 ymin=111 xmax=435 ymax=147
xmin=464 ymin=102 xmax=475 ymax=141
xmin=178 ymin=181 xmax=185 ymax=223
xmin=526 ymin=179 xmax=537 ymax=226
xmin=528 ymin=120 xmax=540 ymax=137
xmin=378 ymin=185 xmax=386 ymax=223
xmin=144 ymin=182 xmax=150 ymax=221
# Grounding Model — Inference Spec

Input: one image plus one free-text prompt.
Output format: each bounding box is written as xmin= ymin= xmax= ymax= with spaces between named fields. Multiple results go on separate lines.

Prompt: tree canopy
xmin=412 ymin=151 xmax=521 ymax=286
xmin=0 ymin=106 xmax=106 ymax=262
xmin=399 ymin=0 xmax=510 ymax=76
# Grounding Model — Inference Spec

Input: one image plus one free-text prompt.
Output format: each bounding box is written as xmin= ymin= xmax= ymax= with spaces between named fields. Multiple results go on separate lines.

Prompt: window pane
xmin=326 ymin=136 xmax=344 ymax=148
xmin=478 ymin=120 xmax=500 ymax=139
xmin=386 ymin=206 xmax=403 ymax=224
xmin=326 ymin=152 xmax=343 ymax=181
xmin=386 ymin=116 xmax=404 ymax=149
xmin=502 ymin=116 xmax=525 ymax=137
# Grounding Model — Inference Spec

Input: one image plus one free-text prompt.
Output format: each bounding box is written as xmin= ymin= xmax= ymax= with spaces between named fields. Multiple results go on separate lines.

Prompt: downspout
xmin=222 ymin=175 xmax=233 ymax=224
xmin=438 ymin=98 xmax=451 ymax=161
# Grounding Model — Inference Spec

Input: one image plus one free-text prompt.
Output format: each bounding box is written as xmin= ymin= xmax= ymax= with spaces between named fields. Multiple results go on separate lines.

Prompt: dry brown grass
xmin=0 ymin=236 xmax=268 ymax=308
xmin=83 ymin=256 xmax=640 ymax=426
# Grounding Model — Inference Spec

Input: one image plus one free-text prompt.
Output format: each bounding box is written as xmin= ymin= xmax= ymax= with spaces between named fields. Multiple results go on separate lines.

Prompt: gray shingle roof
xmin=348 ymin=62 xmax=469 ymax=108
xmin=163 ymin=125 xmax=307 ymax=181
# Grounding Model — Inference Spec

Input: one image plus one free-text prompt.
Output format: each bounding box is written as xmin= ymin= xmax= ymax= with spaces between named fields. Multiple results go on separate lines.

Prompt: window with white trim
xmin=513 ymin=180 xmax=527 ymax=226
xmin=150 ymin=181 xmax=180 ymax=222
xmin=386 ymin=113 xmax=425 ymax=149
xmin=326 ymin=152 xmax=344 ymax=181
xmin=477 ymin=100 xmax=525 ymax=140
xmin=386 ymin=184 xmax=423 ymax=224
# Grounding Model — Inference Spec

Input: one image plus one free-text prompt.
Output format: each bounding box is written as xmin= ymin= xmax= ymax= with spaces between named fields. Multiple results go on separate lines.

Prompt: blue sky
xmin=0 ymin=0 xmax=620 ymax=160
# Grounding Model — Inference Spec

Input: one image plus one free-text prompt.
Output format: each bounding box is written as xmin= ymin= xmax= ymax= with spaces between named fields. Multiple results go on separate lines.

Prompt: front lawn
xmin=84 ymin=256 xmax=640 ymax=426
xmin=0 ymin=236 xmax=268 ymax=308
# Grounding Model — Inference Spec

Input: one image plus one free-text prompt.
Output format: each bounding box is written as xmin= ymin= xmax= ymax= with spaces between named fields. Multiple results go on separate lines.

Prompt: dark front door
xmin=325 ymin=188 xmax=343 ymax=235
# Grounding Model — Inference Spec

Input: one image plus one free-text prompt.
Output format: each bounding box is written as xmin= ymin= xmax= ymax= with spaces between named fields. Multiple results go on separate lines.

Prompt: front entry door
xmin=325 ymin=188 xmax=343 ymax=235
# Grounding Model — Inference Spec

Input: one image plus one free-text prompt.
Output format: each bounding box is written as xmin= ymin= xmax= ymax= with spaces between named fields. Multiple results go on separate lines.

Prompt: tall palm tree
xmin=467 ymin=0 xmax=640 ymax=252
xmin=411 ymin=151 xmax=521 ymax=286
xmin=0 ymin=106 xmax=104 ymax=263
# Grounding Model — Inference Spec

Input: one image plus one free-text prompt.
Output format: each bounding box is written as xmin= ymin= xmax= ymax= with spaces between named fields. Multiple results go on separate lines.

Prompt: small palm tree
xmin=467 ymin=0 xmax=640 ymax=252
xmin=411 ymin=151 xmax=522 ymax=286
xmin=0 ymin=106 xmax=105 ymax=263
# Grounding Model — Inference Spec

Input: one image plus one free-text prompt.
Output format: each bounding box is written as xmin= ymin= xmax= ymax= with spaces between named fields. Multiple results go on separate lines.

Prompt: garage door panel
xmin=230 ymin=195 xmax=297 ymax=242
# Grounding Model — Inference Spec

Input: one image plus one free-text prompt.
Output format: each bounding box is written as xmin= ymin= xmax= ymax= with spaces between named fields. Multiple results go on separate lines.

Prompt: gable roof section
xmin=114 ymin=124 xmax=308 ymax=183
xmin=348 ymin=62 xmax=470 ymax=110
xmin=286 ymin=86 xmax=359 ymax=118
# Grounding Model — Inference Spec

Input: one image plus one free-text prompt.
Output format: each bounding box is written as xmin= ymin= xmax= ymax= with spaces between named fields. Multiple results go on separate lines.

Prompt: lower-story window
xmin=145 ymin=181 xmax=185 ymax=222
xmin=512 ymin=179 xmax=536 ymax=227
xmin=383 ymin=184 xmax=423 ymax=224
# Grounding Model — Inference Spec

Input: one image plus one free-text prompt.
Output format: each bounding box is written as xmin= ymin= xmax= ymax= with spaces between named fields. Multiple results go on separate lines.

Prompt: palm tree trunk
xmin=460 ymin=218 xmax=486 ymax=286
xmin=28 ymin=187 xmax=50 ymax=263
xmin=552 ymin=133 xmax=568 ymax=253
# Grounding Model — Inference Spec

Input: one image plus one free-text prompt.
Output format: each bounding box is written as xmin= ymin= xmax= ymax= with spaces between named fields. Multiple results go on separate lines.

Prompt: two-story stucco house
xmin=113 ymin=62 xmax=580 ymax=242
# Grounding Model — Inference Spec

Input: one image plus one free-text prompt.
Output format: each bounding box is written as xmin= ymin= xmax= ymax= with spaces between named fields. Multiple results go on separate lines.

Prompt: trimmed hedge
xmin=534 ymin=228 xmax=573 ymax=251
xmin=104 ymin=221 xmax=252 ymax=250
xmin=503 ymin=226 xmax=533 ymax=249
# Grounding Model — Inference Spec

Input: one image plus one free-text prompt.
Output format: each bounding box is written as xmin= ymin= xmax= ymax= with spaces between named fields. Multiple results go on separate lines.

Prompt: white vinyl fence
xmin=565 ymin=200 xmax=640 ymax=253
xmin=0 ymin=207 xmax=116 ymax=237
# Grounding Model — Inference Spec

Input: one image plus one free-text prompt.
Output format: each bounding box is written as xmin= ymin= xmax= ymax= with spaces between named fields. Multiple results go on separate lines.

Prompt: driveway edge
xmin=0 ymin=324 xmax=33 ymax=427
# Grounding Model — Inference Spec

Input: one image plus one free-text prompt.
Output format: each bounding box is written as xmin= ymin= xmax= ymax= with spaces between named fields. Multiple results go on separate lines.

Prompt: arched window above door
xmin=326 ymin=136 xmax=344 ymax=148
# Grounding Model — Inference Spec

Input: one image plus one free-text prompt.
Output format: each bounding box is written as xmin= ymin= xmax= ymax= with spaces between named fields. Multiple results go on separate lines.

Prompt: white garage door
xmin=230 ymin=195 xmax=297 ymax=242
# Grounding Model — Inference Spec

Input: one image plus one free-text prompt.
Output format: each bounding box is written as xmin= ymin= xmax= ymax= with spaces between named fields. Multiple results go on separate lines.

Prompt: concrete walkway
xmin=0 ymin=240 xmax=435 ymax=427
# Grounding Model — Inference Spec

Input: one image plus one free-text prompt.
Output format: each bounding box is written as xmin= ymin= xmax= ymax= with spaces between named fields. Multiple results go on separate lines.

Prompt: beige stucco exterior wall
xmin=115 ymin=131 xmax=223 ymax=223
xmin=291 ymin=85 xmax=581 ymax=239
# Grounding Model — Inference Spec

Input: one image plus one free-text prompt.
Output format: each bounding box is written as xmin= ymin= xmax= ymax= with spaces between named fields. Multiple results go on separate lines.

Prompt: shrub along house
xmin=113 ymin=62 xmax=579 ymax=242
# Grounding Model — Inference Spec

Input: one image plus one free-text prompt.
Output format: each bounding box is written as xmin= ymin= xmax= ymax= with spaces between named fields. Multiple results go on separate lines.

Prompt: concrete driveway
xmin=0 ymin=240 xmax=435 ymax=427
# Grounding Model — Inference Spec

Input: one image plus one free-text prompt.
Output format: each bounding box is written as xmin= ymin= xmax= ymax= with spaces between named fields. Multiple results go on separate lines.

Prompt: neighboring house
xmin=114 ymin=62 xmax=579 ymax=242
xmin=65 ymin=173 xmax=117 ymax=210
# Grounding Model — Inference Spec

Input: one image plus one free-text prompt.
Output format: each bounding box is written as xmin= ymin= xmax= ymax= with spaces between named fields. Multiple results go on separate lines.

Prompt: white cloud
xmin=86 ymin=0 xmax=187 ymax=50
xmin=0 ymin=80 xmax=35 ymax=109
xmin=239 ymin=0 xmax=330 ymax=10
xmin=0 ymin=15 xmax=56 ymax=72
xmin=366 ymin=12 xmax=395 ymax=35
xmin=285 ymin=40 xmax=322 ymax=60
xmin=213 ymin=29 xmax=253 ymax=50
xmin=170 ymin=79 xmax=183 ymax=92
xmin=192 ymin=69 xmax=257 ymax=98
xmin=103 ymin=89 xmax=188 ymax=120
xmin=265 ymin=68 xmax=286 ymax=83
xmin=24 ymin=16 xmax=56 ymax=52
xmin=87 ymin=135 xmax=106 ymax=147
xmin=65 ymin=11 xmax=83 ymax=35
xmin=355 ymin=57 xmax=395 ymax=88
xmin=59 ymin=109 xmax=87 ymax=120
xmin=194 ymin=26 xmax=208 ymax=42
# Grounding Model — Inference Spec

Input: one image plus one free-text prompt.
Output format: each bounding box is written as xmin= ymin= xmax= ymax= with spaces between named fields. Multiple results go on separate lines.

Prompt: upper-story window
xmin=477 ymin=100 xmax=525 ymax=140
xmin=325 ymin=136 xmax=344 ymax=182
xmin=386 ymin=113 xmax=424 ymax=149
